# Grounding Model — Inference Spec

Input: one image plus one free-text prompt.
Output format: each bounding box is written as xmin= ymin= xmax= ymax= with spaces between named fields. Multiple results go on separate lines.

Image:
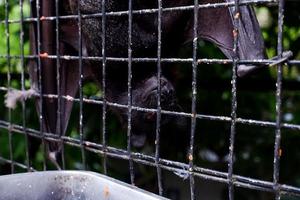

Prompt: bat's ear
xmin=184 ymin=0 xmax=265 ymax=77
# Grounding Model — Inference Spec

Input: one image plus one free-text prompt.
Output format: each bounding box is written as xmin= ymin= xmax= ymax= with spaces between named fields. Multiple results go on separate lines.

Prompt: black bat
xmin=29 ymin=0 xmax=265 ymax=167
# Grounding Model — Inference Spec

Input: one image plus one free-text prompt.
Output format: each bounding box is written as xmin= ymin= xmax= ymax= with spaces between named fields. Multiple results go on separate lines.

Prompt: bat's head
xmin=129 ymin=76 xmax=180 ymax=147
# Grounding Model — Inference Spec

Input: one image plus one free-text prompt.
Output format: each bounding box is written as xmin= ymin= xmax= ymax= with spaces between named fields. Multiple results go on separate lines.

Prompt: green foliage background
xmin=0 ymin=1 xmax=299 ymax=199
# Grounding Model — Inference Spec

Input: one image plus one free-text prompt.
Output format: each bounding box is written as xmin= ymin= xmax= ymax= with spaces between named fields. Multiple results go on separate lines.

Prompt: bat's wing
xmin=29 ymin=1 xmax=80 ymax=166
xmin=184 ymin=0 xmax=265 ymax=76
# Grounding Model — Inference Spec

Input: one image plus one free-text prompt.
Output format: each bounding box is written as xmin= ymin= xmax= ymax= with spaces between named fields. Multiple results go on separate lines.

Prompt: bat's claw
xmin=48 ymin=151 xmax=62 ymax=170
xmin=237 ymin=64 xmax=259 ymax=77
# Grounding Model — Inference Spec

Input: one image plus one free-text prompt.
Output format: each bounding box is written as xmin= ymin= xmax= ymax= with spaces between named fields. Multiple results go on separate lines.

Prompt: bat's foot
xmin=48 ymin=151 xmax=62 ymax=170
xmin=237 ymin=64 xmax=258 ymax=77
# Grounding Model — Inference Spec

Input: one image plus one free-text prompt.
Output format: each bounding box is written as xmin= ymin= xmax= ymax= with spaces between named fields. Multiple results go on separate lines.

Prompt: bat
xmin=28 ymin=0 xmax=265 ymax=167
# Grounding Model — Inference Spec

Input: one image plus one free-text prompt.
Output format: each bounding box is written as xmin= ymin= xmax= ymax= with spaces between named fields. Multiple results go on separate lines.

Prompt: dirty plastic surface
xmin=0 ymin=170 xmax=168 ymax=200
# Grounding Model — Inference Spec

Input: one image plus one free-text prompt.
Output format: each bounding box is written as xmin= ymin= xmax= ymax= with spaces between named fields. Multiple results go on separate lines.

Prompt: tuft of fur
xmin=5 ymin=89 xmax=36 ymax=109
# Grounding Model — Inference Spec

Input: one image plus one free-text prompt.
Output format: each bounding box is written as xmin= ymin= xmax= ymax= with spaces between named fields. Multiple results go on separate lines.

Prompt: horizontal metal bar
xmin=0 ymin=0 xmax=277 ymax=24
xmin=1 ymin=87 xmax=300 ymax=130
xmin=0 ymin=157 xmax=36 ymax=172
xmin=0 ymin=54 xmax=299 ymax=66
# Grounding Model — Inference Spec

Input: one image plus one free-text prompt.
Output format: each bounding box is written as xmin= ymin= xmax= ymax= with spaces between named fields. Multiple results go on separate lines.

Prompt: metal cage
xmin=0 ymin=0 xmax=300 ymax=199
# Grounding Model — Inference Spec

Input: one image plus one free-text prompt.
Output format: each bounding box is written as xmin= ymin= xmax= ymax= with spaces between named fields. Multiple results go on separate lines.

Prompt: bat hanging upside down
xmin=27 ymin=0 xmax=265 ymax=167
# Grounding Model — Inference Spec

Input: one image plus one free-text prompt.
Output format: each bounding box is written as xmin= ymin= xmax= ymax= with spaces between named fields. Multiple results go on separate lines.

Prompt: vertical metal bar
xmin=77 ymin=0 xmax=86 ymax=170
xmin=127 ymin=0 xmax=135 ymax=185
xmin=19 ymin=0 xmax=30 ymax=171
xmin=155 ymin=0 xmax=163 ymax=195
xmin=101 ymin=0 xmax=108 ymax=175
xmin=36 ymin=0 xmax=47 ymax=170
xmin=228 ymin=0 xmax=240 ymax=199
xmin=55 ymin=0 xmax=65 ymax=169
xmin=4 ymin=0 xmax=14 ymax=174
xmin=188 ymin=1 xmax=198 ymax=199
xmin=273 ymin=0 xmax=285 ymax=199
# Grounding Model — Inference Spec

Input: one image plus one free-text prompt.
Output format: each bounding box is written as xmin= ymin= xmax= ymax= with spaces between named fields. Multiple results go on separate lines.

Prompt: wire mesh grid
xmin=0 ymin=0 xmax=300 ymax=199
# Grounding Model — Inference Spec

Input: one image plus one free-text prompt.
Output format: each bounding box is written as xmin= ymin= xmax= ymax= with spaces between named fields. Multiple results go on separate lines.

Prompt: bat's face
xmin=134 ymin=76 xmax=177 ymax=110
xmin=128 ymin=76 xmax=179 ymax=147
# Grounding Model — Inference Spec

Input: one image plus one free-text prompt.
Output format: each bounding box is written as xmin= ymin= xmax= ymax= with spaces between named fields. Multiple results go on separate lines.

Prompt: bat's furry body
xmin=28 ymin=0 xmax=265 ymax=166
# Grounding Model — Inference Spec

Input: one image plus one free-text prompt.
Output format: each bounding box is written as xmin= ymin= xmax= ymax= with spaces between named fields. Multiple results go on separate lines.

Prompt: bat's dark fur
xmin=29 ymin=0 xmax=265 ymax=167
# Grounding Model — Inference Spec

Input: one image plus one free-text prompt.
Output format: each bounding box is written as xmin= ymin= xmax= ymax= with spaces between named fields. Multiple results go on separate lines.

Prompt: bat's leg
xmin=48 ymin=151 xmax=62 ymax=170
xmin=44 ymin=43 xmax=81 ymax=168
xmin=27 ymin=135 xmax=62 ymax=170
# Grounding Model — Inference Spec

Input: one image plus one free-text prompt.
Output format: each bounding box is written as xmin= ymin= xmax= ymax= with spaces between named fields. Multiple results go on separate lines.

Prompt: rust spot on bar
xmin=234 ymin=12 xmax=240 ymax=19
xmin=279 ymin=148 xmax=282 ymax=157
xmin=188 ymin=154 xmax=193 ymax=161
xmin=233 ymin=29 xmax=238 ymax=38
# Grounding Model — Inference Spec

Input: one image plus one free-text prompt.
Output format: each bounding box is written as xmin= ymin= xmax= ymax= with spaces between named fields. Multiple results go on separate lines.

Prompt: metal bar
xmin=4 ymin=87 xmax=300 ymax=131
xmin=228 ymin=0 xmax=240 ymax=198
xmin=0 ymin=157 xmax=36 ymax=172
xmin=19 ymin=0 xmax=30 ymax=171
xmin=0 ymin=0 xmax=278 ymax=24
xmin=55 ymin=0 xmax=65 ymax=170
xmin=35 ymin=0 xmax=47 ymax=170
xmin=6 ymin=74 xmax=300 ymax=92
xmin=101 ymin=0 xmax=108 ymax=176
xmin=188 ymin=0 xmax=199 ymax=199
xmin=155 ymin=0 xmax=163 ymax=195
xmin=127 ymin=0 xmax=135 ymax=185
xmin=273 ymin=0 xmax=285 ymax=199
xmin=1 ymin=54 xmax=299 ymax=66
xmin=77 ymin=0 xmax=86 ymax=170
xmin=4 ymin=0 xmax=14 ymax=173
